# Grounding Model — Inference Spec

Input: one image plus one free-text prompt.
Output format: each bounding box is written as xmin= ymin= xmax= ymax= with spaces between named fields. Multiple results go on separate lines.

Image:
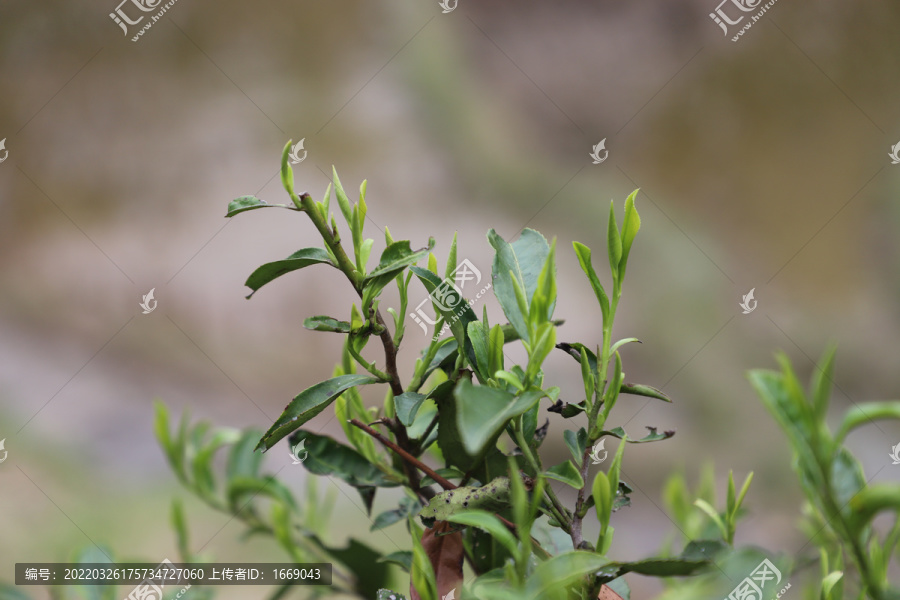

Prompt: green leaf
xmin=821 ymin=571 xmax=844 ymax=597
xmin=810 ymin=344 xmax=837 ymax=419
xmin=244 ymin=248 xmax=334 ymax=298
xmin=280 ymin=140 xmax=295 ymax=195
xmin=564 ymin=428 xmax=587 ymax=464
xmin=226 ymin=475 xmax=298 ymax=514
xmin=679 ymin=539 xmax=729 ymax=561
xmin=332 ymin=167 xmax=353 ymax=224
xmin=309 ymin=533 xmax=392 ymax=598
xmin=599 ymin=426 xmax=675 ymax=443
xmin=454 ymin=379 xmax=543 ymax=456
xmin=410 ymin=266 xmax=478 ymax=360
xmin=171 ymin=499 xmax=190 ymax=560
xmin=371 ymin=497 xmax=421 ymax=531
xmin=289 ymin=430 xmax=398 ymax=489
xmin=226 ymin=195 xmax=298 ymax=217
xmin=468 ymin=320 xmax=491 ymax=381
xmin=377 ymin=552 xmax=413 ymax=573
xmin=525 ymin=551 xmax=609 ymax=600
xmin=618 ymin=190 xmax=641 ymax=282
xmin=572 ymin=242 xmax=610 ymax=326
xmin=394 ymin=392 xmax=427 ymax=427
xmin=619 ymin=382 xmax=672 ymax=403
xmin=607 ymin=201 xmax=623 ymax=285
xmin=693 ymin=499 xmax=727 ymax=540
xmin=488 ymin=228 xmax=551 ymax=342
xmin=545 ymin=460 xmax=584 ymax=489
xmin=446 ymin=510 xmax=519 ymax=557
xmin=303 ymin=315 xmax=352 ymax=333
xmin=593 ymin=470 xmax=612 ymax=532
xmin=605 ymin=556 xmax=709 ymax=578
xmin=226 ymin=429 xmax=264 ymax=480
xmin=835 ymin=401 xmax=900 ymax=443
xmin=366 ymin=239 xmax=435 ymax=281
xmin=256 ymin=374 xmax=380 ymax=451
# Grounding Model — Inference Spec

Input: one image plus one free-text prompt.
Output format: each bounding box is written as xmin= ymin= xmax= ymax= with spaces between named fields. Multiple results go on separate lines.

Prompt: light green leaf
xmin=607 ymin=201 xmax=623 ymax=285
xmin=256 ymin=374 xmax=380 ymax=451
xmin=564 ymin=428 xmax=587 ymax=464
xmin=618 ymin=190 xmax=641 ymax=282
xmin=446 ymin=510 xmax=519 ymax=556
xmin=545 ymin=460 xmax=584 ymax=489
xmin=572 ymin=242 xmax=610 ymax=325
xmin=226 ymin=195 xmax=298 ymax=217
xmin=366 ymin=240 xmax=435 ymax=280
xmin=810 ymin=344 xmax=837 ymax=419
xmin=525 ymin=551 xmax=609 ymax=600
xmin=593 ymin=471 xmax=612 ymax=531
xmin=244 ymin=248 xmax=334 ymax=298
xmin=280 ymin=140 xmax=295 ymax=195
xmin=332 ymin=167 xmax=353 ymax=223
xmin=835 ymin=401 xmax=900 ymax=443
xmin=303 ymin=315 xmax=352 ymax=333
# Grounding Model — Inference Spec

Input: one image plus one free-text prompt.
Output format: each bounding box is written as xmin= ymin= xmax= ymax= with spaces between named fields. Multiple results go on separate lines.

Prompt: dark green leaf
xmin=377 ymin=553 xmax=413 ymax=573
xmin=226 ymin=195 xmax=297 ymax=217
xmin=257 ymin=374 xmax=380 ymax=451
xmin=564 ymin=428 xmax=587 ymax=464
xmin=245 ymin=248 xmax=334 ymax=298
xmin=371 ymin=497 xmax=421 ymax=531
xmin=545 ymin=460 xmax=584 ymax=489
xmin=288 ymin=430 xmax=399 ymax=489
xmin=455 ymin=379 xmax=543 ymax=456
xmin=303 ymin=315 xmax=351 ymax=333
xmin=680 ymin=540 xmax=729 ymax=561
xmin=366 ymin=239 xmax=435 ymax=280
xmin=308 ymin=533 xmax=391 ymax=598
xmin=410 ymin=266 xmax=478 ymax=361
xmin=619 ymin=383 xmax=672 ymax=403
xmin=376 ymin=590 xmax=409 ymax=600
xmin=395 ymin=392 xmax=428 ymax=427
xmin=600 ymin=426 xmax=675 ymax=443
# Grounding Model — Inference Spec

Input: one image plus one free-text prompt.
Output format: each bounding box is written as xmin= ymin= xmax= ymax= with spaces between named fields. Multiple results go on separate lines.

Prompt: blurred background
xmin=1 ymin=0 xmax=899 ymax=597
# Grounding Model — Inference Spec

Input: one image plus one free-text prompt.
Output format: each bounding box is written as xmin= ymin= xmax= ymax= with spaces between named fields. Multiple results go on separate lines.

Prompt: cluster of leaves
xmin=208 ymin=142 xmax=716 ymax=600
xmin=749 ymin=349 xmax=900 ymax=600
